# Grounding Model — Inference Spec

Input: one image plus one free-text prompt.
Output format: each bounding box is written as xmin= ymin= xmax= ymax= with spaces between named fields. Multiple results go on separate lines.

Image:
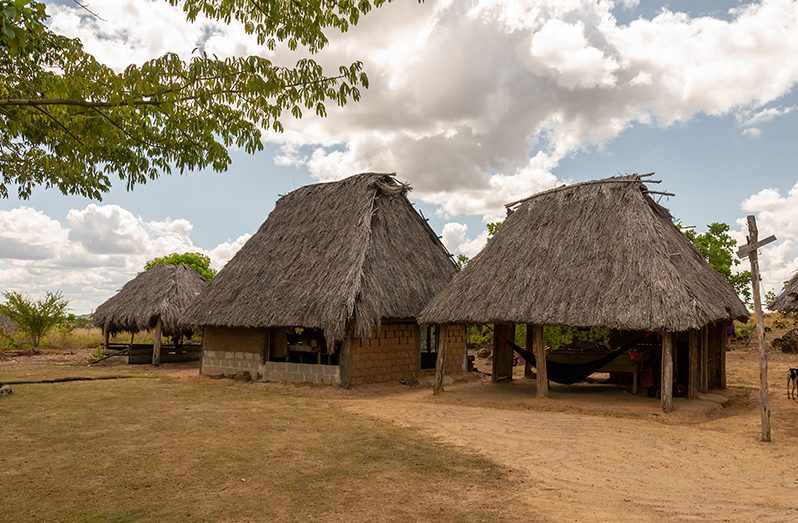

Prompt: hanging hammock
xmin=507 ymin=338 xmax=642 ymax=385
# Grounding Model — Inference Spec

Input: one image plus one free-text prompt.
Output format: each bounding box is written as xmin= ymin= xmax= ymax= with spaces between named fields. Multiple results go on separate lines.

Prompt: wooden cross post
xmin=736 ymin=215 xmax=776 ymax=443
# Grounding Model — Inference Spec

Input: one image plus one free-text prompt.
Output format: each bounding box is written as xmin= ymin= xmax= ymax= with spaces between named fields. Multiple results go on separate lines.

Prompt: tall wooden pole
xmin=533 ymin=324 xmax=548 ymax=398
xmin=744 ymin=215 xmax=771 ymax=442
xmin=524 ymin=325 xmax=534 ymax=379
xmin=661 ymin=332 xmax=673 ymax=413
xmin=152 ymin=316 xmax=163 ymax=366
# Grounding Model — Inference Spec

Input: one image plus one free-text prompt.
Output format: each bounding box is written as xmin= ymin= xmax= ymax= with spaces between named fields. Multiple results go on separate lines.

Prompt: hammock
xmin=508 ymin=338 xmax=641 ymax=385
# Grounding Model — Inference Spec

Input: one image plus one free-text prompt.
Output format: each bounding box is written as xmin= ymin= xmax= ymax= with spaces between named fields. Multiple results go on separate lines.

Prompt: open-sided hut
xmin=183 ymin=173 xmax=464 ymax=387
xmin=420 ymin=174 xmax=749 ymax=411
xmin=771 ymin=272 xmax=798 ymax=312
xmin=92 ymin=263 xmax=208 ymax=364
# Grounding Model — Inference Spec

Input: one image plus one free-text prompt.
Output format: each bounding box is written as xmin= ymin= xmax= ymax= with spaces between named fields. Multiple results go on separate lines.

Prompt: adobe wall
xmin=349 ymin=322 xmax=420 ymax=385
xmin=441 ymin=324 xmax=467 ymax=374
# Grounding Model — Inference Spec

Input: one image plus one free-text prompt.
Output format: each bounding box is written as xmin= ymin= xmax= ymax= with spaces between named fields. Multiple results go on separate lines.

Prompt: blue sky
xmin=3 ymin=0 xmax=798 ymax=312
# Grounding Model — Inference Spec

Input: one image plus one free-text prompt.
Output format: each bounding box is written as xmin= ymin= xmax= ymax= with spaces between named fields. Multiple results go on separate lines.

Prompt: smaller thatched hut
xmin=421 ymin=174 xmax=750 ymax=412
xmin=92 ymin=263 xmax=208 ymax=364
xmin=183 ymin=173 xmax=464 ymax=387
xmin=771 ymin=272 xmax=798 ymax=312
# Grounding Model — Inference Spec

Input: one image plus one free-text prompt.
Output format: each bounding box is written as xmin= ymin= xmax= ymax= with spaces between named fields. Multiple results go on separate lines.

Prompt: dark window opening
xmin=420 ymin=325 xmax=440 ymax=370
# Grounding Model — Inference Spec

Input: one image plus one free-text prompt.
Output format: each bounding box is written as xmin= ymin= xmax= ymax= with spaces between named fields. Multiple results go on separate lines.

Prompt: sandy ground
xmin=335 ymin=349 xmax=798 ymax=522
xmin=3 ymin=345 xmax=797 ymax=521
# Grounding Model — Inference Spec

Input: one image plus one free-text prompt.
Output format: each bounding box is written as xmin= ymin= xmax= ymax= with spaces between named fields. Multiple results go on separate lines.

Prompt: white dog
xmin=0 ymin=384 xmax=12 ymax=397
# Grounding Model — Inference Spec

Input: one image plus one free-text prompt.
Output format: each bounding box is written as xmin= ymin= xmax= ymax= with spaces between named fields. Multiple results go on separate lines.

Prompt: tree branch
xmin=31 ymin=106 xmax=86 ymax=148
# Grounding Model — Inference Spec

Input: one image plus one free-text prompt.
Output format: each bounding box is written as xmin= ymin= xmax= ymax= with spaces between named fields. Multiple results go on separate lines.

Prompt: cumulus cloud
xmin=46 ymin=0 xmax=798 ymax=222
xmin=0 ymin=205 xmax=248 ymax=313
xmin=733 ymin=182 xmax=798 ymax=298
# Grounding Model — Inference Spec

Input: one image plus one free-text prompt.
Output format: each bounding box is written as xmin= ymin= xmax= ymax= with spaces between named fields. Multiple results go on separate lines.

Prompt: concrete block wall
xmin=260 ymin=361 xmax=340 ymax=386
xmin=442 ymin=324 xmax=467 ymax=373
xmin=349 ymin=322 xmax=420 ymax=385
xmin=202 ymin=349 xmax=261 ymax=377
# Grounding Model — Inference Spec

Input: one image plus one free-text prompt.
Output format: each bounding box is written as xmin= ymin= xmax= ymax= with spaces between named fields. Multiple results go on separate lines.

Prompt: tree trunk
xmin=533 ymin=324 xmax=548 ymax=398
xmin=433 ymin=326 xmax=447 ymax=395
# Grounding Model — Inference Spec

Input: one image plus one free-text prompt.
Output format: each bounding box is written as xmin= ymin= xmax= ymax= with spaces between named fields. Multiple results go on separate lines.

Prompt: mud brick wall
xmin=441 ymin=324 xmax=467 ymax=373
xmin=349 ymin=322 xmax=420 ymax=385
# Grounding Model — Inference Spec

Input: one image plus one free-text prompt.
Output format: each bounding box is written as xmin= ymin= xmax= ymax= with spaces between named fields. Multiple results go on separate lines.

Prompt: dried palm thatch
xmin=183 ymin=173 xmax=457 ymax=344
xmin=421 ymin=175 xmax=749 ymax=331
xmin=93 ymin=264 xmax=208 ymax=336
xmin=771 ymin=272 xmax=798 ymax=312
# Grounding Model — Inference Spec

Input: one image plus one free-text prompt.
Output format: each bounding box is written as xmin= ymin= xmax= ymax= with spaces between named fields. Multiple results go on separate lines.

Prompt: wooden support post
xmin=524 ymin=326 xmax=534 ymax=379
xmin=661 ymin=332 xmax=673 ymax=413
xmin=737 ymin=215 xmax=774 ymax=442
xmin=720 ymin=322 xmax=728 ymax=389
xmin=491 ymin=323 xmax=514 ymax=382
xmin=103 ymin=326 xmax=110 ymax=353
xmin=152 ymin=317 xmax=162 ymax=366
xmin=433 ymin=325 xmax=447 ymax=395
xmin=688 ymin=330 xmax=699 ymax=399
xmin=533 ymin=324 xmax=548 ymax=398
xmin=700 ymin=327 xmax=709 ymax=393
xmin=339 ymin=337 xmax=351 ymax=389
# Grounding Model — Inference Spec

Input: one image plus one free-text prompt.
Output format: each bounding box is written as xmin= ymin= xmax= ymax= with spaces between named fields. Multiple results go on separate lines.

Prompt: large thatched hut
xmin=771 ymin=272 xmax=798 ymax=312
xmin=421 ymin=174 xmax=749 ymax=411
xmin=93 ymin=263 xmax=208 ymax=364
xmin=183 ymin=173 xmax=464 ymax=387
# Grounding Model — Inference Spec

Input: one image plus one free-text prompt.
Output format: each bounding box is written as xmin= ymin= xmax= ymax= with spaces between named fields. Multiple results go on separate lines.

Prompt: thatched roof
xmin=183 ymin=173 xmax=457 ymax=343
xmin=771 ymin=272 xmax=798 ymax=312
xmin=93 ymin=264 xmax=208 ymax=336
xmin=421 ymin=175 xmax=749 ymax=332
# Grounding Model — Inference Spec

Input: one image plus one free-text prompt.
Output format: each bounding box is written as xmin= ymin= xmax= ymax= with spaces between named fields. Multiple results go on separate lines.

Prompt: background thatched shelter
xmin=771 ymin=272 xmax=798 ymax=312
xmin=421 ymin=175 xmax=748 ymax=330
xmin=184 ymin=172 xmax=457 ymax=343
xmin=93 ymin=263 xmax=208 ymax=337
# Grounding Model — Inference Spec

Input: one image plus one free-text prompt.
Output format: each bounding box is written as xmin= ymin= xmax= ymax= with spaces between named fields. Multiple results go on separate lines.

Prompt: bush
xmin=0 ymin=291 xmax=69 ymax=348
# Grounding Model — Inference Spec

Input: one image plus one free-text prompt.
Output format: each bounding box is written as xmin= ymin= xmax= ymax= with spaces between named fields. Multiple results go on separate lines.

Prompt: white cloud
xmin=734 ymin=182 xmax=798 ymax=299
xmin=0 ymin=205 xmax=249 ymax=313
xmin=45 ymin=0 xmax=798 ymax=223
xmin=441 ymin=222 xmax=490 ymax=258
xmin=742 ymin=127 xmax=762 ymax=138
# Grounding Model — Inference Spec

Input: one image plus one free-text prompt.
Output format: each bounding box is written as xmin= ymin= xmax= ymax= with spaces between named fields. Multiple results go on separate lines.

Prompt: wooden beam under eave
xmin=661 ymin=332 xmax=673 ymax=413
xmin=103 ymin=326 xmax=110 ymax=353
xmin=700 ymin=327 xmax=709 ymax=394
xmin=524 ymin=325 xmax=534 ymax=379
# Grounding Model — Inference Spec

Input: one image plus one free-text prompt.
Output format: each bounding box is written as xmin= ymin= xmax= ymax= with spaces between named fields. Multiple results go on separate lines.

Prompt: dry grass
xmin=0 ymin=363 xmax=522 ymax=522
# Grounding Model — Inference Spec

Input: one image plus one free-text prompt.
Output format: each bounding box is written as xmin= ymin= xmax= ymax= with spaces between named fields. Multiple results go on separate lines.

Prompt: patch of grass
xmin=0 ymin=374 xmax=521 ymax=522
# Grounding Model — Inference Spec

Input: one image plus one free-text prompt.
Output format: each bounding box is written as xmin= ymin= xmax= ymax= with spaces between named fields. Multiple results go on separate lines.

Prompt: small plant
xmin=88 ymin=345 xmax=105 ymax=363
xmin=0 ymin=291 xmax=69 ymax=349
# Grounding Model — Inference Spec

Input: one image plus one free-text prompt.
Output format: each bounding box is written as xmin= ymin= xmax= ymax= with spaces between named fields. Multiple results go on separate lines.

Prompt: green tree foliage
xmin=455 ymin=254 xmax=469 ymax=269
xmin=0 ymin=0 xmax=396 ymax=199
xmin=0 ymin=290 xmax=69 ymax=348
xmin=682 ymin=222 xmax=752 ymax=302
xmin=145 ymin=251 xmax=216 ymax=280
xmin=486 ymin=221 xmax=503 ymax=237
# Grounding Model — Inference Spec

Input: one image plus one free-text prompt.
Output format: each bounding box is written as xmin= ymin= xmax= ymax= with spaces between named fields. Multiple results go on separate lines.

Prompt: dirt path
xmin=339 ymin=351 xmax=798 ymax=522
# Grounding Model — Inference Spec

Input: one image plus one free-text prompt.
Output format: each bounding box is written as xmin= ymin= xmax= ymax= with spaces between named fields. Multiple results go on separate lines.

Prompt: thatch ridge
xmin=421 ymin=175 xmax=749 ymax=331
xmin=183 ymin=172 xmax=457 ymax=343
xmin=92 ymin=264 xmax=208 ymax=336
xmin=771 ymin=272 xmax=798 ymax=312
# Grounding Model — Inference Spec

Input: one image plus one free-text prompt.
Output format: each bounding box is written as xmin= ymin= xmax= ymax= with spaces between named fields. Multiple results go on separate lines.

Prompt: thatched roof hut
xmin=93 ymin=263 xmax=208 ymax=337
xmin=771 ymin=272 xmax=798 ymax=312
xmin=421 ymin=175 xmax=748 ymax=330
xmin=421 ymin=174 xmax=749 ymax=409
xmin=183 ymin=173 xmax=457 ymax=346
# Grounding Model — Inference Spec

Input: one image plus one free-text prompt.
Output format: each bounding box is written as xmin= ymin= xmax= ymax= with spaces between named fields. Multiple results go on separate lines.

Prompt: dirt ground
xmin=2 ymin=345 xmax=797 ymax=521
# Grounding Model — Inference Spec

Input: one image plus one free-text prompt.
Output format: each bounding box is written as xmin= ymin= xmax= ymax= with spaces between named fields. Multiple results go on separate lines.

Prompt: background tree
xmin=0 ymin=290 xmax=69 ymax=348
xmin=144 ymin=251 xmax=216 ymax=280
xmin=682 ymin=222 xmax=752 ymax=302
xmin=0 ymin=0 xmax=396 ymax=199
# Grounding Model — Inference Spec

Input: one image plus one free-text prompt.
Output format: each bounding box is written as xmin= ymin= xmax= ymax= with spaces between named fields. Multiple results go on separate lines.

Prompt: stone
xmin=0 ymin=384 xmax=12 ymax=397
xmin=773 ymin=329 xmax=798 ymax=353
xmin=477 ymin=348 xmax=492 ymax=358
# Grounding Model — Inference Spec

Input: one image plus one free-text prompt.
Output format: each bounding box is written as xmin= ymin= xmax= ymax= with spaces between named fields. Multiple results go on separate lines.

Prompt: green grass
xmin=0 ymin=373 xmax=520 ymax=522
